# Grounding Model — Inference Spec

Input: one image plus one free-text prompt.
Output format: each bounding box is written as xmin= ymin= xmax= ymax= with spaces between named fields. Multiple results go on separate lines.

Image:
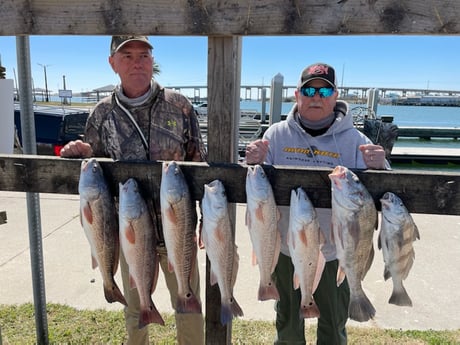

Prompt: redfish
xmin=119 ymin=178 xmax=164 ymax=327
xmin=245 ymin=164 xmax=280 ymax=301
xmin=287 ymin=187 xmax=325 ymax=318
xmin=202 ymin=179 xmax=243 ymax=325
xmin=160 ymin=161 xmax=202 ymax=314
xmin=79 ymin=158 xmax=126 ymax=307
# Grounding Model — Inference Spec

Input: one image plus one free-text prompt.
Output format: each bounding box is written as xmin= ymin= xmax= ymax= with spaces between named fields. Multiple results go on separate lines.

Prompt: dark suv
xmin=14 ymin=104 xmax=89 ymax=156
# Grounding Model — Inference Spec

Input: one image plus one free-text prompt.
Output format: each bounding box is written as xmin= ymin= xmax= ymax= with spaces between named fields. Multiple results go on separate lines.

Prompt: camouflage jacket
xmin=84 ymin=81 xmax=207 ymax=243
xmin=85 ymin=82 xmax=206 ymax=162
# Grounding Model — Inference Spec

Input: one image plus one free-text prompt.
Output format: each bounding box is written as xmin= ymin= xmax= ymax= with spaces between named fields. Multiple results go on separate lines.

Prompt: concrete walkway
xmin=0 ymin=191 xmax=459 ymax=331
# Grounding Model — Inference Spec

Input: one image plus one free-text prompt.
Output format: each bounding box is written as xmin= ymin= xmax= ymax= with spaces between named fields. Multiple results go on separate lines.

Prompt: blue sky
xmin=0 ymin=35 xmax=459 ymax=97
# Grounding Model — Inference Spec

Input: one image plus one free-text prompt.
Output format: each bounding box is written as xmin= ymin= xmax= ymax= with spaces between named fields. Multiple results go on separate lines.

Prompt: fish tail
xmin=138 ymin=304 xmax=165 ymax=328
xmin=258 ymin=281 xmax=280 ymax=301
xmin=176 ymin=292 xmax=202 ymax=314
xmin=299 ymin=300 xmax=320 ymax=319
xmin=348 ymin=293 xmax=376 ymax=322
xmin=103 ymin=282 xmax=128 ymax=306
xmin=220 ymin=297 xmax=244 ymax=325
xmin=389 ymin=284 xmax=413 ymax=307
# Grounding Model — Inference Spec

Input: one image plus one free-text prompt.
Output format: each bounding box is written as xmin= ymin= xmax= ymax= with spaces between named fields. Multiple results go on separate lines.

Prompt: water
xmin=240 ymin=100 xmax=460 ymax=148
xmin=240 ymin=100 xmax=460 ymax=128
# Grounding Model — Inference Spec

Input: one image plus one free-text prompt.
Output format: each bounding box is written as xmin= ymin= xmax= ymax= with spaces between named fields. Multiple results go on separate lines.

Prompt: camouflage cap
xmin=110 ymin=36 xmax=153 ymax=55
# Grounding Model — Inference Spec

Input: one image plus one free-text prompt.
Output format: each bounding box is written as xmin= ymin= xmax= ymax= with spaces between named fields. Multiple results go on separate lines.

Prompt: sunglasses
xmin=300 ymin=87 xmax=335 ymax=98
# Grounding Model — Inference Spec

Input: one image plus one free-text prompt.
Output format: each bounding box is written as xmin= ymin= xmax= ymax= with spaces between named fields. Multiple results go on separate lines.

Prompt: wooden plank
xmin=0 ymin=154 xmax=459 ymax=215
xmin=205 ymin=36 xmax=241 ymax=344
xmin=2 ymin=0 xmax=460 ymax=36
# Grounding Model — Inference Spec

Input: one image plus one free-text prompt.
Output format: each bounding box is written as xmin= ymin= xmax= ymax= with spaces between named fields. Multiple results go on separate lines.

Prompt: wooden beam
xmin=0 ymin=154 xmax=459 ymax=215
xmin=2 ymin=0 xmax=460 ymax=36
xmin=205 ymin=36 xmax=241 ymax=344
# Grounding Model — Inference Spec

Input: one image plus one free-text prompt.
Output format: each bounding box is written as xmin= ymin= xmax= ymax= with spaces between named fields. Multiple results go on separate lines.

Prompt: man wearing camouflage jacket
xmin=61 ymin=35 xmax=206 ymax=345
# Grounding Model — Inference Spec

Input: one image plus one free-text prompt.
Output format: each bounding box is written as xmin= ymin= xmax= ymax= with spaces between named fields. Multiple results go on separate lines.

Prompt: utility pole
xmin=37 ymin=63 xmax=50 ymax=102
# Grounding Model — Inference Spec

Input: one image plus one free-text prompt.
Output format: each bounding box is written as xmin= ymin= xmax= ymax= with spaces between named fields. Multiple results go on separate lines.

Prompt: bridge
xmin=170 ymin=84 xmax=460 ymax=102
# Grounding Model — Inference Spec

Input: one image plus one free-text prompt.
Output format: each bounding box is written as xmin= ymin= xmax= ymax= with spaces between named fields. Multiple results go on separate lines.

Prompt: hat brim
xmin=299 ymin=77 xmax=335 ymax=89
xmin=114 ymin=39 xmax=153 ymax=53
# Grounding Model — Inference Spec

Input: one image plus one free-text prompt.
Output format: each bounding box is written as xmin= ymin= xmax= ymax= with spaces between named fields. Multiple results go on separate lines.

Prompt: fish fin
xmin=258 ymin=282 xmax=280 ymax=301
xmin=383 ymin=266 xmax=391 ymax=281
xmin=255 ymin=203 xmax=264 ymax=223
xmin=165 ymin=205 xmax=177 ymax=225
xmin=362 ymin=245 xmax=374 ymax=279
xmin=210 ymin=268 xmax=218 ymax=286
xmin=231 ymin=245 xmax=239 ymax=288
xmin=271 ymin=230 xmax=281 ymax=273
xmin=275 ymin=206 xmax=281 ymax=222
xmin=220 ymin=297 xmax=244 ymax=325
xmin=348 ymin=292 xmax=376 ymax=322
xmin=312 ymin=251 xmax=326 ymax=294
xmin=245 ymin=207 xmax=250 ymax=227
xmin=336 ymin=265 xmax=346 ymax=287
xmin=103 ymin=280 xmax=128 ymax=306
xmin=374 ymin=210 xmax=379 ymax=230
xmin=91 ymin=255 xmax=98 ymax=269
xmin=112 ymin=238 xmax=120 ymax=276
xmin=251 ymin=250 xmax=258 ymax=266
xmin=129 ymin=274 xmax=137 ymax=290
xmin=413 ymin=223 xmax=421 ymax=241
xmin=79 ymin=208 xmax=83 ymax=227
xmin=151 ymin=257 xmax=160 ymax=295
xmin=82 ymin=203 xmax=93 ymax=225
xmin=123 ymin=223 xmax=136 ymax=244
xmin=139 ymin=302 xmax=165 ymax=328
xmin=168 ymin=260 xmax=175 ymax=273
xmin=176 ymin=292 xmax=202 ymax=314
xmin=293 ymin=272 xmax=300 ymax=290
xmin=299 ymin=228 xmax=308 ymax=247
xmin=389 ymin=282 xmax=413 ymax=307
xmin=215 ymin=226 xmax=225 ymax=243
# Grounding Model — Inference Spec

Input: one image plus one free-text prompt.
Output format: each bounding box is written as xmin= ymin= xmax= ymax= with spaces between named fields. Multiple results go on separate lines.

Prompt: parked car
xmin=193 ymin=102 xmax=207 ymax=117
xmin=14 ymin=104 xmax=89 ymax=156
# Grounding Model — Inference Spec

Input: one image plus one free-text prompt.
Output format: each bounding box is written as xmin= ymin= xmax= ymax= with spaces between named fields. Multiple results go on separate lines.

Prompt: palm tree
xmin=153 ymin=63 xmax=160 ymax=76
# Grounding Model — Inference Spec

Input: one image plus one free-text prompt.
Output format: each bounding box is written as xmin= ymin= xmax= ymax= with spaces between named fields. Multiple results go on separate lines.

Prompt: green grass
xmin=1 ymin=303 xmax=459 ymax=344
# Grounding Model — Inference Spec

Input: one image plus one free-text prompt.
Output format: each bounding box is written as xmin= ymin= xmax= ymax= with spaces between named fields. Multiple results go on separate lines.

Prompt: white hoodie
xmin=263 ymin=100 xmax=375 ymax=260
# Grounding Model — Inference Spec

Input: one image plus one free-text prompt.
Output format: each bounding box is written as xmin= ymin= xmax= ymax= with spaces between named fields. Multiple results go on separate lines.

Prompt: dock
xmin=390 ymin=146 xmax=460 ymax=165
xmin=396 ymin=126 xmax=460 ymax=140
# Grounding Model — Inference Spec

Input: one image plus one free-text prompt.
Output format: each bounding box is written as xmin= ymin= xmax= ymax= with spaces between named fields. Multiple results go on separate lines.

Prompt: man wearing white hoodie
xmin=245 ymin=62 xmax=388 ymax=345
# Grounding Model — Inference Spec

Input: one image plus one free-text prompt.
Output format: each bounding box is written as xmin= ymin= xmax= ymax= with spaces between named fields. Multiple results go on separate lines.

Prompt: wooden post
xmin=270 ymin=73 xmax=284 ymax=125
xmin=205 ymin=35 xmax=242 ymax=344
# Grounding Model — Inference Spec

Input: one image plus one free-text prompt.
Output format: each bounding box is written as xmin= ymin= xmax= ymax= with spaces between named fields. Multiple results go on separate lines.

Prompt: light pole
xmin=37 ymin=63 xmax=50 ymax=102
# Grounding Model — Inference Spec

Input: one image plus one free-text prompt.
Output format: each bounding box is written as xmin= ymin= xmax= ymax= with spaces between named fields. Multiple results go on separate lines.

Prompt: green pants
xmin=120 ymin=245 xmax=204 ymax=345
xmin=273 ymin=253 xmax=349 ymax=345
